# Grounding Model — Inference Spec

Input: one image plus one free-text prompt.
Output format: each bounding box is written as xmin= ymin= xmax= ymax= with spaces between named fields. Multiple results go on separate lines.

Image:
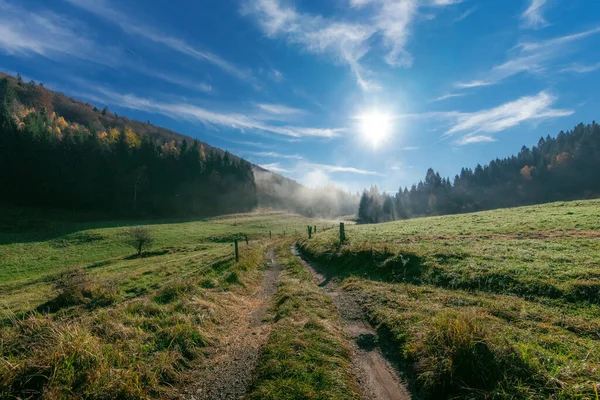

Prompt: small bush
xmin=125 ymin=226 xmax=154 ymax=256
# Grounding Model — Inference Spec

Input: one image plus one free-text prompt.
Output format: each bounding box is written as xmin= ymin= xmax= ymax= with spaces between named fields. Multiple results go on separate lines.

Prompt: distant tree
xmin=358 ymin=191 xmax=371 ymax=224
xmin=126 ymin=226 xmax=154 ymax=256
xmin=102 ymin=106 xmax=108 ymax=116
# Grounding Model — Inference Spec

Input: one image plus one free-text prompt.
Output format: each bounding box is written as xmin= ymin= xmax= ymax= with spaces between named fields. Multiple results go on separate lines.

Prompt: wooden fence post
xmin=308 ymin=225 xmax=312 ymax=239
xmin=269 ymin=230 xmax=272 ymax=239
xmin=314 ymin=225 xmax=317 ymax=234
xmin=339 ymin=222 xmax=345 ymax=244
xmin=234 ymin=239 xmax=239 ymax=262
xmin=245 ymin=235 xmax=249 ymax=246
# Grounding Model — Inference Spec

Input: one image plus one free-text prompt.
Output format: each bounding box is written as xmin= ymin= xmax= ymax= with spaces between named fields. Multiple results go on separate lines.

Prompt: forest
xmin=358 ymin=121 xmax=600 ymax=223
xmin=0 ymin=73 xmax=359 ymax=218
xmin=0 ymin=76 xmax=257 ymax=217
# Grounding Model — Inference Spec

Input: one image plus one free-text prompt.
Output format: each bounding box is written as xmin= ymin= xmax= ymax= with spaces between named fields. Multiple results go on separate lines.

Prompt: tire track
xmin=291 ymin=244 xmax=411 ymax=400
xmin=187 ymin=248 xmax=280 ymax=400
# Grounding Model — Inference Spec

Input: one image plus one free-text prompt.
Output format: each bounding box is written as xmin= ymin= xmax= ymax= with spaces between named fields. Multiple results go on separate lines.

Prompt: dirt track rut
xmin=188 ymin=248 xmax=280 ymax=400
xmin=291 ymin=244 xmax=411 ymax=400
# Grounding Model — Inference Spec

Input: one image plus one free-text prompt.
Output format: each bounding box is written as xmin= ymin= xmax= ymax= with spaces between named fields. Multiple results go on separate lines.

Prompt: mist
xmin=253 ymin=167 xmax=360 ymax=218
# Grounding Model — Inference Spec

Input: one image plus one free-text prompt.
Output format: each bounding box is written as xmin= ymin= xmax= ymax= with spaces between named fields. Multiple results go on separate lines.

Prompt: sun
xmin=357 ymin=110 xmax=393 ymax=148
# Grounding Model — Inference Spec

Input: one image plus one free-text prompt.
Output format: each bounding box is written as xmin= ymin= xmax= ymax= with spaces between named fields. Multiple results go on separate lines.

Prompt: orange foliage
xmin=520 ymin=165 xmax=536 ymax=180
xmin=555 ymin=152 xmax=570 ymax=165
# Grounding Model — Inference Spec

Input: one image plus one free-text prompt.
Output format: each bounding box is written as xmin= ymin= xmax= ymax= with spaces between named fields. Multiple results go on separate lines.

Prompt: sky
xmin=1 ymin=0 xmax=599 ymax=193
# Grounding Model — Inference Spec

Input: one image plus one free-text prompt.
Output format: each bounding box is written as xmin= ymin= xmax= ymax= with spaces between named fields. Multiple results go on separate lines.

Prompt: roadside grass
xmin=246 ymin=242 xmax=361 ymax=400
xmin=0 ymin=242 xmax=268 ymax=399
xmin=299 ymin=199 xmax=600 ymax=399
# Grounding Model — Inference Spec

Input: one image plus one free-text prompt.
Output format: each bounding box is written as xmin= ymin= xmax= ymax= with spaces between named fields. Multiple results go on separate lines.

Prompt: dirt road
xmin=291 ymin=244 xmax=411 ymax=400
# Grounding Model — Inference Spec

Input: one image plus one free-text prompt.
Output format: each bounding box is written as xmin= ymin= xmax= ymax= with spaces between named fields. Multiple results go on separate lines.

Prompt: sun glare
xmin=357 ymin=110 xmax=393 ymax=148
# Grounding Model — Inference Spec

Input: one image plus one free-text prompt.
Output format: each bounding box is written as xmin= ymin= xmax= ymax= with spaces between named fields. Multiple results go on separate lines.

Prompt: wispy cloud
xmin=77 ymin=84 xmax=343 ymax=139
xmin=521 ymin=0 xmax=549 ymax=29
xmin=259 ymin=162 xmax=291 ymax=173
xmin=431 ymin=93 xmax=465 ymax=102
xmin=270 ymin=68 xmax=284 ymax=82
xmin=454 ymin=135 xmax=496 ymax=145
xmin=307 ymin=162 xmax=382 ymax=175
xmin=403 ymin=91 xmax=573 ymax=144
xmin=137 ymin=67 xmax=213 ymax=93
xmin=224 ymin=139 xmax=274 ymax=149
xmin=560 ymin=62 xmax=600 ymax=73
xmin=243 ymin=0 xmax=460 ymax=90
xmin=399 ymin=146 xmax=421 ymax=151
xmin=243 ymin=0 xmax=376 ymax=90
xmin=255 ymin=103 xmax=305 ymax=115
xmin=0 ymin=1 xmax=121 ymax=66
xmin=248 ymin=151 xmax=303 ymax=159
xmin=455 ymin=26 xmax=600 ymax=88
xmin=441 ymin=92 xmax=573 ymax=142
xmin=65 ymin=0 xmax=252 ymax=82
xmin=454 ymin=6 xmax=476 ymax=22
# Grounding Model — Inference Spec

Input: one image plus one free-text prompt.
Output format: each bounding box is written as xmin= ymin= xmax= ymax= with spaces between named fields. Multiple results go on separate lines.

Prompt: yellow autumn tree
xmin=124 ymin=127 xmax=141 ymax=148
xmin=161 ymin=140 xmax=180 ymax=157
xmin=108 ymin=128 xmax=120 ymax=142
xmin=55 ymin=116 xmax=68 ymax=129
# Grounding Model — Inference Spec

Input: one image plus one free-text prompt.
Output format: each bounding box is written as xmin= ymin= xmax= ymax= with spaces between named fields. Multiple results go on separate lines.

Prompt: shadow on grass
xmin=0 ymin=204 xmax=237 ymax=245
xmin=123 ymin=249 xmax=169 ymax=260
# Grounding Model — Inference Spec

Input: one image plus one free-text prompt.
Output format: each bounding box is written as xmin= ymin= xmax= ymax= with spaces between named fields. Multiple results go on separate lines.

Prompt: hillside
xmin=0 ymin=72 xmax=309 ymax=218
xmin=0 ymin=72 xmax=221 ymax=153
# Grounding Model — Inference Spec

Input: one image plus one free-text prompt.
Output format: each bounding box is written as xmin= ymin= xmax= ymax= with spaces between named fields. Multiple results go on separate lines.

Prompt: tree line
xmin=0 ymin=77 xmax=257 ymax=217
xmin=358 ymin=121 xmax=600 ymax=223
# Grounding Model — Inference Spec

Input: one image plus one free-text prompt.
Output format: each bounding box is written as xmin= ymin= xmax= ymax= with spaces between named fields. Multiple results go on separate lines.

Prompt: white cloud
xmin=399 ymin=146 xmax=421 ymax=151
xmin=65 ymin=0 xmax=252 ymax=82
xmin=442 ymin=91 xmax=573 ymax=137
xmin=376 ymin=0 xmax=418 ymax=68
xmin=455 ymin=26 xmax=600 ymax=88
xmin=224 ymin=139 xmax=274 ymax=149
xmin=259 ymin=162 xmax=292 ymax=173
xmin=137 ymin=67 xmax=213 ymax=93
xmin=255 ymin=103 xmax=305 ymax=115
xmin=307 ymin=162 xmax=382 ymax=175
xmin=403 ymin=91 xmax=573 ymax=143
xmin=431 ymin=93 xmax=465 ymax=102
xmin=454 ymin=6 xmax=476 ymax=22
xmin=270 ymin=69 xmax=284 ymax=82
xmin=0 ymin=1 xmax=121 ymax=66
xmin=560 ymin=62 xmax=600 ymax=73
xmin=521 ymin=0 xmax=549 ymax=29
xmin=429 ymin=0 xmax=463 ymax=6
xmin=454 ymin=135 xmax=496 ymax=145
xmin=77 ymin=84 xmax=342 ymax=139
xmin=248 ymin=151 xmax=303 ymax=159
xmin=243 ymin=0 xmax=460 ymax=89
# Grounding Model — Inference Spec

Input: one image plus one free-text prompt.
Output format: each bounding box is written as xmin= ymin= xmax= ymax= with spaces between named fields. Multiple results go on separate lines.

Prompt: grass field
xmin=299 ymin=200 xmax=600 ymax=399
xmin=3 ymin=200 xmax=600 ymax=399
xmin=0 ymin=208 xmax=323 ymax=398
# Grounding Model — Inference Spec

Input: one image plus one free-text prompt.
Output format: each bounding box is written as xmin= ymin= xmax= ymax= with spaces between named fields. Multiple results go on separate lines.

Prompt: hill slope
xmin=1 ymin=72 xmax=327 ymax=217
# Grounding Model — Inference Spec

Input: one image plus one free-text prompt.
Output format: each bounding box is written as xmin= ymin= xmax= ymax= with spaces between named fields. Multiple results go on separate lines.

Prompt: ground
xmin=1 ymin=201 xmax=600 ymax=399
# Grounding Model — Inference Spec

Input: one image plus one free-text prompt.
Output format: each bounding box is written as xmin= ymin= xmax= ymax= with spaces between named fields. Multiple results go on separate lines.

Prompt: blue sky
xmin=1 ymin=0 xmax=599 ymax=193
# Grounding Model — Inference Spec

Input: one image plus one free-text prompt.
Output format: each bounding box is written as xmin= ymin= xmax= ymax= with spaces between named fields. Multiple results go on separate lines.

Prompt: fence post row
xmin=339 ymin=222 xmax=345 ymax=243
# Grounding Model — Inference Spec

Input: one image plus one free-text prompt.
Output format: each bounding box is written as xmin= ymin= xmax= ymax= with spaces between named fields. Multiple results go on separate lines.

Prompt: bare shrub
xmin=125 ymin=226 xmax=154 ymax=256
